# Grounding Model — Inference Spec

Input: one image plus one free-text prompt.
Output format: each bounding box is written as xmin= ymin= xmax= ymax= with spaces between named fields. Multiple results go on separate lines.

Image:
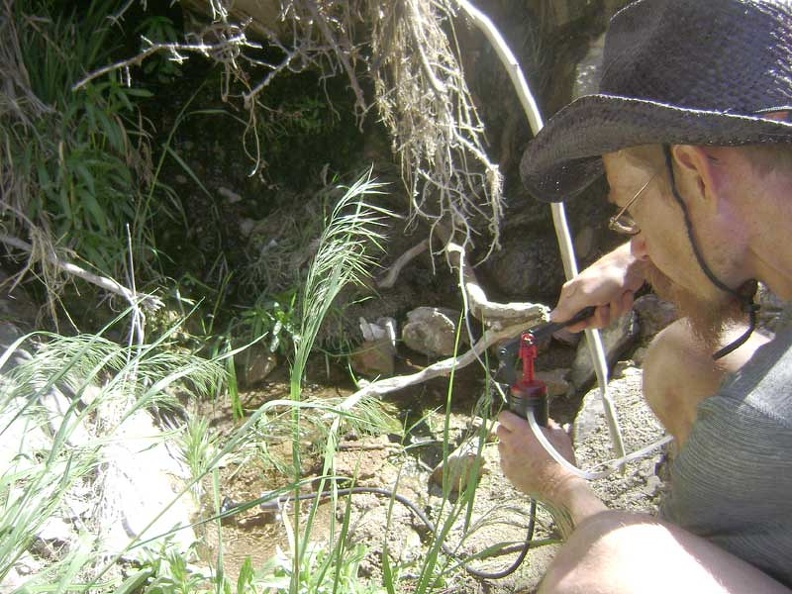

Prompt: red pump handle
xmin=518 ymin=332 xmax=538 ymax=385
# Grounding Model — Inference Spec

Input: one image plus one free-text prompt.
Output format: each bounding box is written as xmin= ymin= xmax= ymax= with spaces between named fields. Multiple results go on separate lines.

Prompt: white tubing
xmin=526 ymin=407 xmax=672 ymax=480
xmin=526 ymin=404 xmax=605 ymax=480
xmin=458 ymin=0 xmax=638 ymax=470
xmin=545 ymin=108 xmax=625 ymax=464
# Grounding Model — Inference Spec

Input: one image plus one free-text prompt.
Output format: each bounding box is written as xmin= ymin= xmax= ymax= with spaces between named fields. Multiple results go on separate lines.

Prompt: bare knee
xmin=539 ymin=514 xmax=681 ymax=594
xmin=642 ymin=320 xmax=718 ymax=441
xmin=641 ymin=319 xmax=768 ymax=444
xmin=539 ymin=513 xmax=789 ymax=594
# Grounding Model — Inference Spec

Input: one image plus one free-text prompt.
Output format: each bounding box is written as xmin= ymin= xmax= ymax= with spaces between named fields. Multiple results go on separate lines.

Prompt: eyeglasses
xmin=607 ymin=173 xmax=658 ymax=235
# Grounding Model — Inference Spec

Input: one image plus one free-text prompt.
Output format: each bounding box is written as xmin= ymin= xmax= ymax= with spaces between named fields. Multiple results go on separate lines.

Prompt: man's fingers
xmin=498 ymin=411 xmax=564 ymax=436
xmin=620 ymin=290 xmax=635 ymax=315
xmin=551 ymin=281 xmax=587 ymax=323
xmin=497 ymin=410 xmax=528 ymax=432
xmin=592 ymin=304 xmax=610 ymax=328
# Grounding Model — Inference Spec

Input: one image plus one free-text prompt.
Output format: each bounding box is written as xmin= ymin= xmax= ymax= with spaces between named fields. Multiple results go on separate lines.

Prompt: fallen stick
xmin=0 ymin=234 xmax=162 ymax=311
xmin=377 ymin=239 xmax=429 ymax=289
xmin=336 ymin=318 xmax=542 ymax=413
xmin=446 ymin=242 xmax=549 ymax=322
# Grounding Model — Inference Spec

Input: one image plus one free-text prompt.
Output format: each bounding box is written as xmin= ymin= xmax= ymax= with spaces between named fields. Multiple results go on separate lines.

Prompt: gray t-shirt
xmin=661 ymin=326 xmax=792 ymax=587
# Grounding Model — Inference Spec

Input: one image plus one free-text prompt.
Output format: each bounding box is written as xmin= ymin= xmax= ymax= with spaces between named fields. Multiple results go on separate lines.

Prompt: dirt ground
xmin=195 ymin=357 xmax=667 ymax=593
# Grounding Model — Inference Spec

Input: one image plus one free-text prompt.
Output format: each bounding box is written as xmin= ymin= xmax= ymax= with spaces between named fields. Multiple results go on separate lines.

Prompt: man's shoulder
xmin=710 ymin=325 xmax=792 ymax=424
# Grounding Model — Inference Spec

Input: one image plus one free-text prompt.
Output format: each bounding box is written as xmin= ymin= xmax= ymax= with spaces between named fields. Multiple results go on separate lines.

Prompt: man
xmin=497 ymin=0 xmax=792 ymax=591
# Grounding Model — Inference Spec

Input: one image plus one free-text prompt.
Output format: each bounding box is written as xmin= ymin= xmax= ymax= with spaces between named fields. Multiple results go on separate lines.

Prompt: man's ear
xmin=670 ymin=145 xmax=723 ymax=207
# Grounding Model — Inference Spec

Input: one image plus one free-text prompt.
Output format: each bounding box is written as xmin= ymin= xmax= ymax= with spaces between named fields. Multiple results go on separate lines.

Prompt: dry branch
xmin=337 ymin=318 xmax=539 ymax=413
xmin=0 ymin=234 xmax=162 ymax=312
xmin=446 ymin=242 xmax=549 ymax=324
xmin=376 ymin=239 xmax=429 ymax=289
xmin=72 ymin=35 xmax=250 ymax=91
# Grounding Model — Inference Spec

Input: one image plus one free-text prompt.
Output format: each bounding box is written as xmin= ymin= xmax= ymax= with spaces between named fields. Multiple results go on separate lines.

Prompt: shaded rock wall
xmin=458 ymin=0 xmax=631 ymax=303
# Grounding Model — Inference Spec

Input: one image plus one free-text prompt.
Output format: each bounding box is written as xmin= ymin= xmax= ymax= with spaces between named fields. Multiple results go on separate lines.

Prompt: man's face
xmin=602 ymin=149 xmax=743 ymax=351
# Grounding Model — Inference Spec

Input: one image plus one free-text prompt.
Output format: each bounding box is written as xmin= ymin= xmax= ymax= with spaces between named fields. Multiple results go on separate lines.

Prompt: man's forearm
xmin=542 ymin=476 xmax=608 ymax=539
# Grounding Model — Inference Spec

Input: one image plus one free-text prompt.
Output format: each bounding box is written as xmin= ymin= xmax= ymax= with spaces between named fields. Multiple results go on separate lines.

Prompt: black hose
xmin=219 ymin=486 xmax=547 ymax=580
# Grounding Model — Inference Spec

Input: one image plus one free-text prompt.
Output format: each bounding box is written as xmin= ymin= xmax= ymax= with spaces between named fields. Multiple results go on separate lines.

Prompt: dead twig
xmin=0 ymin=234 xmax=162 ymax=312
xmin=376 ymin=238 xmax=429 ymax=289
xmin=336 ymin=318 xmax=542 ymax=413
xmin=446 ymin=242 xmax=549 ymax=324
xmin=72 ymin=35 xmax=249 ymax=91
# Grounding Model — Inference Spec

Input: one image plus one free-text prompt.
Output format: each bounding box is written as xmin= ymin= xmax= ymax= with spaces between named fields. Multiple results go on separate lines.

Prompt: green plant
xmin=1 ymin=0 xmax=179 ymax=299
xmin=138 ymin=549 xmax=208 ymax=594
xmin=259 ymin=542 xmax=384 ymax=594
xmin=0 ymin=307 xmax=226 ymax=591
xmin=279 ymin=170 xmax=392 ymax=592
xmin=177 ymin=415 xmax=218 ymax=496
xmin=135 ymin=14 xmax=183 ymax=83
xmin=236 ymin=290 xmax=298 ymax=358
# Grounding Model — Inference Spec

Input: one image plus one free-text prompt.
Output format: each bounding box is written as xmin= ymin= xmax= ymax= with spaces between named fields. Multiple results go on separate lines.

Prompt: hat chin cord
xmin=662 ymin=145 xmax=759 ymax=361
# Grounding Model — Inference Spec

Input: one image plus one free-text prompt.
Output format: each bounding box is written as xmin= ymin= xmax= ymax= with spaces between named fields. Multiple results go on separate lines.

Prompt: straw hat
xmin=520 ymin=0 xmax=792 ymax=203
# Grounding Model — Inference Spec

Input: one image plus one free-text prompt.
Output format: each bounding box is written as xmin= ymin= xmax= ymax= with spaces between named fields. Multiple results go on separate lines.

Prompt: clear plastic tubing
xmin=526 ymin=407 xmax=673 ymax=481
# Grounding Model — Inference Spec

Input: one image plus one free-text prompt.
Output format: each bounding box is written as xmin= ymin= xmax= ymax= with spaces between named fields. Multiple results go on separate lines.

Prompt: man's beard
xmin=645 ymin=264 xmax=743 ymax=353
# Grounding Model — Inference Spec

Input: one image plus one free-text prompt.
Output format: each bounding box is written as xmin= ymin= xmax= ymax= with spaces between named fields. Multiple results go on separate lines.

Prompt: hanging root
xmin=368 ymin=0 xmax=504 ymax=259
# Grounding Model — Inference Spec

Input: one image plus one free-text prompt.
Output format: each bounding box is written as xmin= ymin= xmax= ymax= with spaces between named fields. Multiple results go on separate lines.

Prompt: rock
xmin=568 ymin=310 xmax=639 ymax=392
xmin=40 ymin=387 xmax=92 ymax=447
xmin=1 ymin=553 xmax=41 ymax=593
xmin=239 ymin=217 xmax=256 ymax=237
xmin=481 ymin=230 xmax=566 ymax=303
xmin=36 ymin=516 xmax=73 ymax=545
xmin=633 ymin=294 xmax=677 ymax=342
xmin=350 ymin=339 xmax=395 ymax=377
xmin=572 ymin=33 xmax=605 ymax=99
xmin=0 ymin=398 xmax=51 ymax=472
xmin=573 ymin=364 xmax=667 ymax=516
xmin=217 ymin=186 xmax=242 ymax=204
xmin=96 ymin=403 xmax=197 ymax=560
xmin=236 ymin=343 xmax=278 ymax=387
xmin=0 ymin=320 xmax=24 ymax=351
xmin=429 ymin=438 xmax=486 ymax=495
xmin=536 ymin=368 xmax=571 ymax=398
xmin=350 ymin=317 xmax=397 ymax=377
xmin=0 ymin=281 xmax=37 ymax=373
xmin=401 ymin=307 xmax=463 ymax=358
xmin=7 ymin=372 xmax=198 ymax=567
xmin=359 ymin=317 xmax=397 ymax=344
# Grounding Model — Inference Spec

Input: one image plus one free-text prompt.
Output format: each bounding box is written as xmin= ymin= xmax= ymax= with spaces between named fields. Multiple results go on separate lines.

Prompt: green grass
xmin=7 ymin=1 xmax=153 ymax=272
xmin=0 ymin=1 xmax=537 ymax=587
xmin=0 ymin=170 xmax=544 ymax=593
xmin=0 ymin=309 xmax=225 ymax=591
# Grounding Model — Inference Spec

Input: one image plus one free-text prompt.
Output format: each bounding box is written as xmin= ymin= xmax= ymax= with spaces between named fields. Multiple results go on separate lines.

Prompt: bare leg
xmin=641 ymin=319 xmax=770 ymax=447
xmin=534 ymin=322 xmax=786 ymax=594
xmin=539 ymin=512 xmax=791 ymax=594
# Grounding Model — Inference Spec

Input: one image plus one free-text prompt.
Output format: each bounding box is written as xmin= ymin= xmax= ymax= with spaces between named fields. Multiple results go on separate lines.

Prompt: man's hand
xmin=552 ymin=241 xmax=647 ymax=332
xmin=496 ymin=411 xmax=578 ymax=499
xmin=496 ymin=411 xmax=607 ymax=529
